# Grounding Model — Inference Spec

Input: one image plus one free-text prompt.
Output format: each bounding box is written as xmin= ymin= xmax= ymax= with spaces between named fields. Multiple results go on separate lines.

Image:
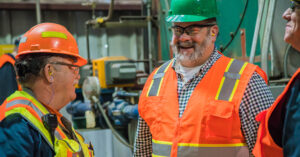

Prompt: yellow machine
xmin=0 ymin=45 xmax=15 ymax=56
xmin=92 ymin=56 xmax=137 ymax=89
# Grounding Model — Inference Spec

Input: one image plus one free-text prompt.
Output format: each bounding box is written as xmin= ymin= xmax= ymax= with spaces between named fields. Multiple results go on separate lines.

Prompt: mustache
xmin=177 ymin=41 xmax=195 ymax=48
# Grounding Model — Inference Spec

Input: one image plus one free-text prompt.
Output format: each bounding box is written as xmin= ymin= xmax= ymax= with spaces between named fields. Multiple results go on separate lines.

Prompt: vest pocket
xmin=205 ymin=100 xmax=235 ymax=138
xmin=142 ymin=96 xmax=164 ymax=134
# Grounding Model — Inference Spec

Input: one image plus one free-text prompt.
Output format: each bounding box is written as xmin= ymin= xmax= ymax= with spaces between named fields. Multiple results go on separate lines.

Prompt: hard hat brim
xmin=166 ymin=15 xmax=215 ymax=23
xmin=16 ymin=50 xmax=87 ymax=66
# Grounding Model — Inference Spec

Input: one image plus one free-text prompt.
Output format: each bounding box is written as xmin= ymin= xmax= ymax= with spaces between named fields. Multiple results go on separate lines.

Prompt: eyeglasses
xmin=171 ymin=24 xmax=216 ymax=37
xmin=290 ymin=1 xmax=300 ymax=12
xmin=49 ymin=61 xmax=80 ymax=74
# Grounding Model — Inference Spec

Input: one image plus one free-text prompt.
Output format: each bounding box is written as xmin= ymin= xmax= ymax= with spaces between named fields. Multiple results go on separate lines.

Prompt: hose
xmin=221 ymin=0 xmax=249 ymax=52
xmin=91 ymin=96 xmax=134 ymax=150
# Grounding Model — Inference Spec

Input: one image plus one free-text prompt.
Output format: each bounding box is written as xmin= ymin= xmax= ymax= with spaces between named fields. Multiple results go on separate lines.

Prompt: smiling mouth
xmin=179 ymin=46 xmax=194 ymax=49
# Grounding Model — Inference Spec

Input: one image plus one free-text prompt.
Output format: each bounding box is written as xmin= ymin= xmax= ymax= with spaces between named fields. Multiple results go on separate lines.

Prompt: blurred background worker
xmin=0 ymin=23 xmax=94 ymax=156
xmin=253 ymin=0 xmax=300 ymax=157
xmin=134 ymin=0 xmax=274 ymax=156
xmin=0 ymin=37 xmax=21 ymax=104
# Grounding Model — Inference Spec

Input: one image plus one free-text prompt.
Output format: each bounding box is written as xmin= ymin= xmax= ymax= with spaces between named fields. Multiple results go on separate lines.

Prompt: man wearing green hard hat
xmin=134 ymin=0 xmax=274 ymax=156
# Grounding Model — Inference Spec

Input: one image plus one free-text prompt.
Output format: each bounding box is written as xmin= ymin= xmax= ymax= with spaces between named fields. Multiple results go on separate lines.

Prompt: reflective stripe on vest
xmin=215 ymin=59 xmax=248 ymax=101
xmin=147 ymin=60 xmax=173 ymax=97
xmin=4 ymin=98 xmax=65 ymax=147
xmin=1 ymin=91 xmax=93 ymax=156
xmin=177 ymin=144 xmax=249 ymax=157
xmin=152 ymin=139 xmax=248 ymax=157
xmin=152 ymin=139 xmax=172 ymax=157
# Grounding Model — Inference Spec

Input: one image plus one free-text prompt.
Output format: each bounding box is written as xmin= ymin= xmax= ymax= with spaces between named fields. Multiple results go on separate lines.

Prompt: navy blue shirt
xmin=0 ymin=113 xmax=54 ymax=157
xmin=283 ymin=73 xmax=300 ymax=157
xmin=0 ymin=54 xmax=18 ymax=104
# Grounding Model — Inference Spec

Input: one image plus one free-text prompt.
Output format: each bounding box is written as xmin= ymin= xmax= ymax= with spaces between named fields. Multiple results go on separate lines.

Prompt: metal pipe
xmin=249 ymin=0 xmax=265 ymax=64
xmin=100 ymin=20 xmax=148 ymax=28
xmin=35 ymin=0 xmax=41 ymax=24
xmin=261 ymin=0 xmax=276 ymax=77
xmin=147 ymin=0 xmax=153 ymax=72
xmin=270 ymin=40 xmax=275 ymax=77
xmin=85 ymin=24 xmax=91 ymax=64
xmin=103 ymin=0 xmax=114 ymax=21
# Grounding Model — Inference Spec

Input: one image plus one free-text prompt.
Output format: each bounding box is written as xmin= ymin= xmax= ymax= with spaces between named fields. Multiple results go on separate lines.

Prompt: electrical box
xmin=92 ymin=56 xmax=137 ymax=89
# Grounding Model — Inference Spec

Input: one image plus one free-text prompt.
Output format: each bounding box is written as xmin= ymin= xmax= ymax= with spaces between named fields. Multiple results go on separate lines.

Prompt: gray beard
xmin=172 ymin=37 xmax=210 ymax=66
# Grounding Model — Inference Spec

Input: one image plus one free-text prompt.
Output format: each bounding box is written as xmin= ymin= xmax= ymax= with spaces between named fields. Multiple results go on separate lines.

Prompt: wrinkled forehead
xmin=47 ymin=56 xmax=74 ymax=64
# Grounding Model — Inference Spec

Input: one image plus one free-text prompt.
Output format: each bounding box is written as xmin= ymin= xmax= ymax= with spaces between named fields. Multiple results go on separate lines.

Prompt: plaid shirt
xmin=134 ymin=50 xmax=274 ymax=156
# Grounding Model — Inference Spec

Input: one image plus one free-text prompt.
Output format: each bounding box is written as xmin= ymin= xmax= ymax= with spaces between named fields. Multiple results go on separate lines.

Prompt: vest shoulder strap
xmin=0 ymin=54 xmax=15 ymax=68
xmin=146 ymin=59 xmax=174 ymax=97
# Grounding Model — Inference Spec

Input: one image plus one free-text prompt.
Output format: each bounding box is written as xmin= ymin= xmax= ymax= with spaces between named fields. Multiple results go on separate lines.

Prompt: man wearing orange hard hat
xmin=0 ymin=23 xmax=94 ymax=156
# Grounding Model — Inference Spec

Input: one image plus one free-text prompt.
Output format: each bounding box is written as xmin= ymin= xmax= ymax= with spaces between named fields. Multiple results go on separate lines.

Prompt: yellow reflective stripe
xmin=152 ymin=139 xmax=172 ymax=145
xmin=5 ymin=107 xmax=53 ymax=147
xmin=156 ymin=61 xmax=173 ymax=96
xmin=225 ymin=59 xmax=234 ymax=72
xmin=7 ymin=91 xmax=50 ymax=115
xmin=146 ymin=68 xmax=160 ymax=97
xmin=164 ymin=60 xmax=173 ymax=73
xmin=228 ymin=62 xmax=247 ymax=101
xmin=239 ymin=62 xmax=248 ymax=75
xmin=146 ymin=80 xmax=155 ymax=97
xmin=177 ymin=143 xmax=247 ymax=147
xmin=156 ymin=77 xmax=164 ymax=96
xmin=41 ymin=31 xmax=67 ymax=39
xmin=215 ymin=59 xmax=234 ymax=100
xmin=215 ymin=77 xmax=225 ymax=100
xmin=152 ymin=154 xmax=168 ymax=157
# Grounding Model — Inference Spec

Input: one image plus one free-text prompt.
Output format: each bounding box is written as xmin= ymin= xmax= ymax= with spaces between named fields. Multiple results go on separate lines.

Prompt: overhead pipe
xmin=35 ymin=0 xmax=41 ymax=24
xmin=85 ymin=0 xmax=115 ymax=64
xmin=249 ymin=0 xmax=265 ymax=64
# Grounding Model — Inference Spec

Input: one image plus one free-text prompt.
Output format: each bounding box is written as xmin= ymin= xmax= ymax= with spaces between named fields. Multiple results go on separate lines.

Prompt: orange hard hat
xmin=17 ymin=23 xmax=87 ymax=66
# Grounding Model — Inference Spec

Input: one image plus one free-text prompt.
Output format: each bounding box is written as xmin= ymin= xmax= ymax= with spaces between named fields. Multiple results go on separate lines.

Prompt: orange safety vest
xmin=139 ymin=54 xmax=267 ymax=157
xmin=0 ymin=54 xmax=22 ymax=91
xmin=0 ymin=53 xmax=15 ymax=67
xmin=252 ymin=68 xmax=300 ymax=157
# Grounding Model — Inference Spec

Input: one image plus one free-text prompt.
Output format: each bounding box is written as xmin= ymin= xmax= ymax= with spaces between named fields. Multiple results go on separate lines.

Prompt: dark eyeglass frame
xmin=291 ymin=1 xmax=300 ymax=12
xmin=171 ymin=23 xmax=216 ymax=37
xmin=48 ymin=61 xmax=80 ymax=73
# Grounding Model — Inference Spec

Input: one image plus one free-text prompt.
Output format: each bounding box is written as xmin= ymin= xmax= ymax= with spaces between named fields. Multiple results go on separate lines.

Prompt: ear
xmin=210 ymin=25 xmax=219 ymax=42
xmin=44 ymin=64 xmax=54 ymax=83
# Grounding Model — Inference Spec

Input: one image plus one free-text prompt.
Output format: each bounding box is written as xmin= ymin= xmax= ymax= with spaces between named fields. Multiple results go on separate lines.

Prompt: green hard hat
xmin=166 ymin=0 xmax=218 ymax=22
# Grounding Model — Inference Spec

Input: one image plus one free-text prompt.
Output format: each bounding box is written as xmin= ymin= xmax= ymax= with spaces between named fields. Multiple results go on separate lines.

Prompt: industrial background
xmin=0 ymin=0 xmax=298 ymax=156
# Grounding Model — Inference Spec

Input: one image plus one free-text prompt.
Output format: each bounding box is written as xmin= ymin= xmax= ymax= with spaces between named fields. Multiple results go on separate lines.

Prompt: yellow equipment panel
xmin=92 ymin=56 xmax=135 ymax=89
xmin=0 ymin=45 xmax=15 ymax=56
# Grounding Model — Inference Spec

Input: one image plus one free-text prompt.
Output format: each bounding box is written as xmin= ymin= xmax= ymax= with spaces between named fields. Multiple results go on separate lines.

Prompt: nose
xmin=178 ymin=32 xmax=192 ymax=42
xmin=282 ymin=8 xmax=291 ymax=21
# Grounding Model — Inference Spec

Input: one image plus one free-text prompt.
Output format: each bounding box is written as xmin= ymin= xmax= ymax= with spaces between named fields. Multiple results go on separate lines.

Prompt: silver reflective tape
xmin=217 ymin=59 xmax=245 ymax=101
xmin=152 ymin=142 xmax=172 ymax=157
xmin=148 ymin=78 xmax=161 ymax=96
xmin=227 ymin=59 xmax=244 ymax=73
xmin=148 ymin=60 xmax=172 ymax=96
xmin=6 ymin=99 xmax=44 ymax=118
xmin=218 ymin=78 xmax=236 ymax=101
xmin=224 ymin=72 xmax=241 ymax=80
xmin=153 ymin=73 xmax=165 ymax=79
xmin=177 ymin=145 xmax=249 ymax=157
